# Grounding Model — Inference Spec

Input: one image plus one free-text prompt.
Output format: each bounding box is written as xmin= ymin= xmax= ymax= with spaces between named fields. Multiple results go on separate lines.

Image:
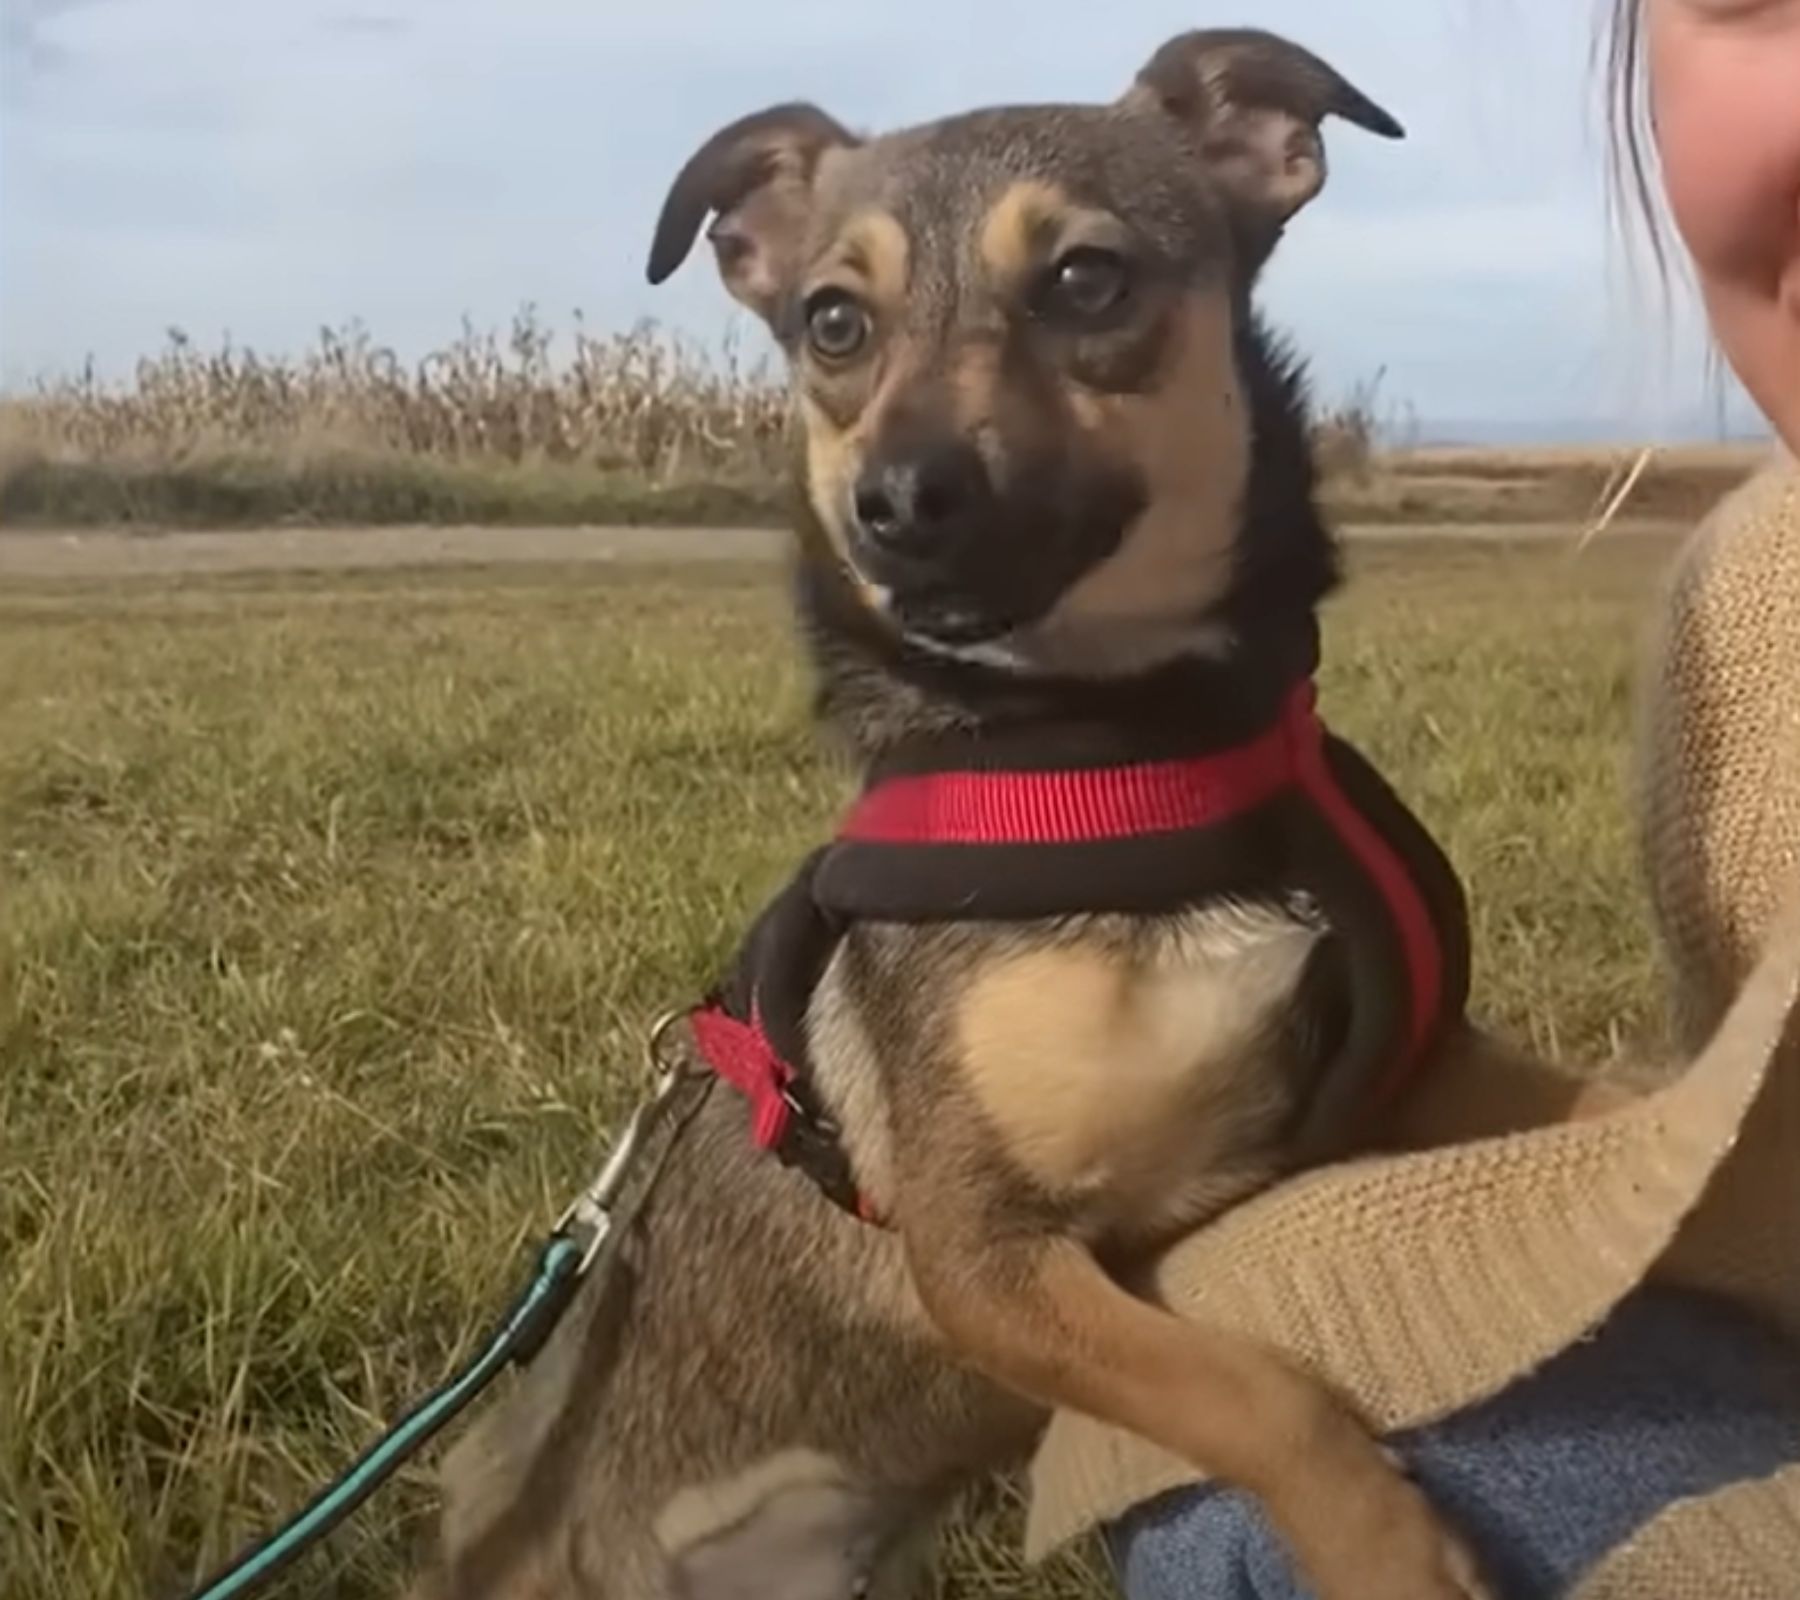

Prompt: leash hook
xmin=554 ymin=1009 xmax=693 ymax=1275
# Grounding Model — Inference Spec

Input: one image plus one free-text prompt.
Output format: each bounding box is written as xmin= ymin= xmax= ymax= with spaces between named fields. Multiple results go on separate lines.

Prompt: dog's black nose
xmin=852 ymin=442 xmax=990 ymax=561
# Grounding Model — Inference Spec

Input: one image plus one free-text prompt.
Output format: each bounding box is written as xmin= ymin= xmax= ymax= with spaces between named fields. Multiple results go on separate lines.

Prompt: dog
xmin=410 ymin=28 xmax=1495 ymax=1600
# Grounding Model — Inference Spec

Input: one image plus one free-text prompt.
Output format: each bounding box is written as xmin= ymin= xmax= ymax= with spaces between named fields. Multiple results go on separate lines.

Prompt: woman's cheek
xmin=1650 ymin=20 xmax=1792 ymax=280
xmin=1649 ymin=4 xmax=1800 ymax=442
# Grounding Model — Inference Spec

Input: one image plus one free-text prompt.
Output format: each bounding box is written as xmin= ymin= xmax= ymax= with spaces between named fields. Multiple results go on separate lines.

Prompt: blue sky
xmin=0 ymin=0 xmax=1764 ymax=441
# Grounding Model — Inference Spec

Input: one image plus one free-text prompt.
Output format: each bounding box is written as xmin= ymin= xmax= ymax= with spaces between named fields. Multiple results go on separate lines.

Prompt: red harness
xmin=683 ymin=677 xmax=1468 ymax=1223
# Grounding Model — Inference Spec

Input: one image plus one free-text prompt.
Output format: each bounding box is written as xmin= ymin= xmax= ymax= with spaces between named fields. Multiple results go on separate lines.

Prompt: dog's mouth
xmin=859 ymin=554 xmax=1077 ymax=653
xmin=882 ymin=587 xmax=1026 ymax=648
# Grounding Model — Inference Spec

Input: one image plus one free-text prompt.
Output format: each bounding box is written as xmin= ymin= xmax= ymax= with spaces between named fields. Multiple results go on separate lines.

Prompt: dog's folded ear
xmin=1122 ymin=29 xmax=1401 ymax=265
xmin=646 ymin=103 xmax=859 ymax=323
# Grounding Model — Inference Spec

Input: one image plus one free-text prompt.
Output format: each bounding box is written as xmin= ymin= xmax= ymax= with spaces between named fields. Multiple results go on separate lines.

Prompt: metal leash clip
xmin=554 ymin=1009 xmax=694 ymax=1276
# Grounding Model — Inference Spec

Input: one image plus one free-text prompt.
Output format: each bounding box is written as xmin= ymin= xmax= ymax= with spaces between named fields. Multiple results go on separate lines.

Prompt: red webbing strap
xmin=840 ymin=719 xmax=1296 ymax=846
xmin=1283 ymin=682 xmax=1444 ymax=1099
xmin=688 ymin=1004 xmax=793 ymax=1151
xmin=689 ymin=1003 xmax=884 ymax=1224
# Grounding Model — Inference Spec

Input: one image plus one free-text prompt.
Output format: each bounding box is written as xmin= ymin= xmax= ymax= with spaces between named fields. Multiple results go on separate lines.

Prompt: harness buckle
xmin=772 ymin=1086 xmax=864 ymax=1217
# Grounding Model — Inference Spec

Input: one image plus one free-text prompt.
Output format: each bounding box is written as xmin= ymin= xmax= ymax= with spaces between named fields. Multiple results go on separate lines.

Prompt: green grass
xmin=0 ymin=531 xmax=1679 ymax=1599
xmin=0 ymin=443 xmax=1752 ymax=531
xmin=0 ymin=452 xmax=788 ymax=531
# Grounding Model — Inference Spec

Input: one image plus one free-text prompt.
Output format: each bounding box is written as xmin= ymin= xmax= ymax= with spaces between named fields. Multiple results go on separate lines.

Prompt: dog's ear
xmin=1122 ymin=29 xmax=1401 ymax=264
xmin=646 ymin=102 xmax=859 ymax=323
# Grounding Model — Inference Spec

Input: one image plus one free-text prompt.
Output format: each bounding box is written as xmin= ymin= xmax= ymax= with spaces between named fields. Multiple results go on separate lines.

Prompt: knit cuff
xmin=1572 ymin=1465 xmax=1800 ymax=1600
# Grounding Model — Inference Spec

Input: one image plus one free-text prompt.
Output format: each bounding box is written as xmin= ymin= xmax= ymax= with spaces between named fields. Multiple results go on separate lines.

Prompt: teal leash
xmin=179 ymin=1030 xmax=700 ymax=1600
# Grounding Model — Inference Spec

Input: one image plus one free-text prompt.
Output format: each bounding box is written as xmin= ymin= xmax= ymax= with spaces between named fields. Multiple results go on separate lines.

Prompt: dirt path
xmin=0 ymin=519 xmax=1679 ymax=582
xmin=0 ymin=524 xmax=787 ymax=581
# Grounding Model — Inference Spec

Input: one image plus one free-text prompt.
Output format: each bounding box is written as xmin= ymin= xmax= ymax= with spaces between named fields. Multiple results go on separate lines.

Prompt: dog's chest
xmin=815 ymin=900 xmax=1324 ymax=1238
xmin=961 ymin=902 xmax=1322 ymax=1230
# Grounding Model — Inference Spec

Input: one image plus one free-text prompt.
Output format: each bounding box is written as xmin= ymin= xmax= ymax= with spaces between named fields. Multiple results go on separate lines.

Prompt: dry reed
xmin=4 ymin=309 xmax=790 ymax=483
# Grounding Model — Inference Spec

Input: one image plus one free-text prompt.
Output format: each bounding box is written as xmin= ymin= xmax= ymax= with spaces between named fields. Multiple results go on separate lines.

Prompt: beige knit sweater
xmin=1028 ymin=453 xmax=1800 ymax=1596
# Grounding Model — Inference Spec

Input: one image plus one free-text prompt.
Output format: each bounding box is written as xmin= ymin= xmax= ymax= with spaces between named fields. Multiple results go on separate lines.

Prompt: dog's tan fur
xmin=411 ymin=29 xmax=1492 ymax=1600
xmin=955 ymin=914 xmax=1314 ymax=1203
xmin=977 ymin=180 xmax=1076 ymax=289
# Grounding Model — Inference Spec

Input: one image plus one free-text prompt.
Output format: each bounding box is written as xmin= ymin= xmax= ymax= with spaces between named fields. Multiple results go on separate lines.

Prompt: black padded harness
xmin=687 ymin=639 xmax=1471 ymax=1221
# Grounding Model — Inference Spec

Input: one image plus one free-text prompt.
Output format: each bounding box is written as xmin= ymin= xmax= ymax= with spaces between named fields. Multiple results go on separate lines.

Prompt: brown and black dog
xmin=411 ymin=28 xmax=1495 ymax=1600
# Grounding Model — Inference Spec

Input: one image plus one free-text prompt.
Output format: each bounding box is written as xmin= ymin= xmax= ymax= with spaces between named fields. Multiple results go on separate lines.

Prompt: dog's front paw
xmin=1297 ymin=1476 xmax=1493 ymax=1600
xmin=1374 ymin=1522 xmax=1491 ymax=1600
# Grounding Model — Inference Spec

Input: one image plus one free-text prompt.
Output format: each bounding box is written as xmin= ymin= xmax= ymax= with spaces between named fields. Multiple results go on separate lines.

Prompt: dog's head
xmin=647 ymin=29 xmax=1400 ymax=675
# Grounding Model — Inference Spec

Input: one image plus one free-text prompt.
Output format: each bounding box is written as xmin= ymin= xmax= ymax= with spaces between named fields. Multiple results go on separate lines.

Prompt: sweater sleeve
xmin=1638 ymin=455 xmax=1800 ymax=1051
xmin=1636 ymin=455 xmax=1800 ymax=1342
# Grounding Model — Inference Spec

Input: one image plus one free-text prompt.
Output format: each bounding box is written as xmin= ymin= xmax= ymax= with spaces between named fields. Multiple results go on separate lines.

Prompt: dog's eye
xmin=803 ymin=289 xmax=871 ymax=361
xmin=1037 ymin=248 xmax=1132 ymax=323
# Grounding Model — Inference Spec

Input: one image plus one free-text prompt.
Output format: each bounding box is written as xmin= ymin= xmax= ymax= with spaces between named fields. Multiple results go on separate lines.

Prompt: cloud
xmin=0 ymin=0 xmax=1762 ymax=438
xmin=321 ymin=12 xmax=408 ymax=37
xmin=1 ymin=0 xmax=108 ymax=84
xmin=325 ymin=10 xmax=410 ymax=32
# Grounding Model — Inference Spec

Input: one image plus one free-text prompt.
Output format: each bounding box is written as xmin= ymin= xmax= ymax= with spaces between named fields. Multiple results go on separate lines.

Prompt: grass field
xmin=1 ymin=529 xmax=1683 ymax=1599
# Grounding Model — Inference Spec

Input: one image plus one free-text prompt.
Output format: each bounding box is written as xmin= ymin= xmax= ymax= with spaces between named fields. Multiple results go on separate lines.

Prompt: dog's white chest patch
xmin=655 ymin=1450 xmax=922 ymax=1600
xmin=955 ymin=902 xmax=1320 ymax=1197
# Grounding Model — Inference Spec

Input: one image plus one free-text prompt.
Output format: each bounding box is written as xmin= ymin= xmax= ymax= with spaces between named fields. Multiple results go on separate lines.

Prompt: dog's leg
xmin=897 ymin=1204 xmax=1488 ymax=1600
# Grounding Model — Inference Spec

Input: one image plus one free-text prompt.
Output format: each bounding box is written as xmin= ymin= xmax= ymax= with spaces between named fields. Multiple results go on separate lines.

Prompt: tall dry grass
xmin=8 ymin=310 xmax=789 ymax=479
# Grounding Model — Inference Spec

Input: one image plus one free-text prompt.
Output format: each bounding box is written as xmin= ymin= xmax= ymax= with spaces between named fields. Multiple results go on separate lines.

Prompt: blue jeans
xmin=1110 ymin=1289 xmax=1800 ymax=1600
